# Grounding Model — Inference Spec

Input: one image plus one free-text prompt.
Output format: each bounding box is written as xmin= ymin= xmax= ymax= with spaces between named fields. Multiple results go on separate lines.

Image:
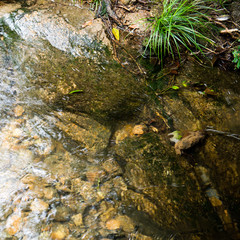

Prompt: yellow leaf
xmin=112 ymin=28 xmax=120 ymax=41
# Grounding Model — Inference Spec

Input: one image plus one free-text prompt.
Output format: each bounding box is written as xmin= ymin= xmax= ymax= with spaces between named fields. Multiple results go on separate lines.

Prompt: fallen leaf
xmin=204 ymin=88 xmax=217 ymax=96
xmin=168 ymin=130 xmax=182 ymax=143
xmin=69 ymin=90 xmax=84 ymax=94
xmin=112 ymin=28 xmax=120 ymax=41
xmin=182 ymin=81 xmax=188 ymax=87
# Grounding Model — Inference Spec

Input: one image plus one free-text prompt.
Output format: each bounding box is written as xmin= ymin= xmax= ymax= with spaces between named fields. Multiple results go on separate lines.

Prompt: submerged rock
xmin=30 ymin=199 xmax=49 ymax=212
xmin=5 ymin=214 xmax=22 ymax=236
xmin=105 ymin=219 xmax=121 ymax=230
xmin=14 ymin=105 xmax=25 ymax=117
xmin=53 ymin=111 xmax=111 ymax=152
xmin=51 ymin=206 xmax=72 ymax=222
xmin=50 ymin=224 xmax=69 ymax=240
xmin=132 ymin=124 xmax=147 ymax=135
xmin=174 ymin=131 xmax=205 ymax=155
xmin=71 ymin=213 xmax=83 ymax=226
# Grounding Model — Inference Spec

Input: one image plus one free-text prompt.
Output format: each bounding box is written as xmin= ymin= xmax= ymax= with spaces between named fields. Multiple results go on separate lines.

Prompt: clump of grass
xmin=90 ymin=0 xmax=102 ymax=12
xmin=145 ymin=0 xmax=214 ymax=63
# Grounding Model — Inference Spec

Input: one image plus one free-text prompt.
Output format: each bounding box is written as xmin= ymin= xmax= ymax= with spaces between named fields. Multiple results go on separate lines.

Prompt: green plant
xmin=145 ymin=0 xmax=214 ymax=63
xmin=91 ymin=0 xmax=104 ymax=13
xmin=232 ymin=44 xmax=240 ymax=69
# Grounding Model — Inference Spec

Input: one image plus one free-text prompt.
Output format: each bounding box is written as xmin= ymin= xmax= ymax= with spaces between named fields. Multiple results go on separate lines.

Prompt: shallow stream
xmin=0 ymin=1 xmax=239 ymax=240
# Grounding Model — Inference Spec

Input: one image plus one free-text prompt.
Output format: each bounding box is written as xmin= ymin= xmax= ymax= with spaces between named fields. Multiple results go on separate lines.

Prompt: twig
xmin=215 ymin=20 xmax=240 ymax=39
xmin=117 ymin=5 xmax=134 ymax=12
xmin=220 ymin=28 xmax=240 ymax=34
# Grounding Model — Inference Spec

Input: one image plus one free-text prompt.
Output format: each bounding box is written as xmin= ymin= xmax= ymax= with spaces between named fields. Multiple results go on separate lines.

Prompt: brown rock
xmin=76 ymin=181 xmax=96 ymax=202
xmin=102 ymin=159 xmax=120 ymax=174
xmin=12 ymin=127 xmax=23 ymax=138
xmin=51 ymin=224 xmax=69 ymax=240
xmin=30 ymin=199 xmax=49 ymax=212
xmin=116 ymin=215 xmax=135 ymax=232
xmin=209 ymin=197 xmax=223 ymax=207
xmin=52 ymin=206 xmax=71 ymax=222
xmin=86 ymin=167 xmax=105 ymax=183
xmin=132 ymin=124 xmax=146 ymax=135
xmin=6 ymin=214 xmax=22 ymax=235
xmin=14 ymin=105 xmax=25 ymax=117
xmin=0 ymin=3 xmax=21 ymax=19
xmin=71 ymin=213 xmax=83 ymax=226
xmin=21 ymin=174 xmax=38 ymax=184
xmin=100 ymin=207 xmax=116 ymax=223
xmin=115 ymin=124 xmax=134 ymax=144
xmin=174 ymin=131 xmax=205 ymax=155
xmin=43 ymin=187 xmax=57 ymax=200
xmin=105 ymin=219 xmax=121 ymax=230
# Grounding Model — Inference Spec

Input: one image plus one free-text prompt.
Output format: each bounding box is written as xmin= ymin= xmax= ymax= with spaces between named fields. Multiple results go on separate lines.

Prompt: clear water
xmin=0 ymin=2 xmax=240 ymax=240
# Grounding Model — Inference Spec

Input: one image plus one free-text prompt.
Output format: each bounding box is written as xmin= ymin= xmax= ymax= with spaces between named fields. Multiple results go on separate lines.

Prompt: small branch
xmin=220 ymin=28 xmax=240 ymax=34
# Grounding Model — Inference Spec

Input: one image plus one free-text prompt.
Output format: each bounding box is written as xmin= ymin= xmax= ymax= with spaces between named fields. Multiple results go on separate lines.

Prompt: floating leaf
xmin=204 ymin=88 xmax=217 ymax=96
xmin=182 ymin=81 xmax=188 ymax=87
xmin=69 ymin=89 xmax=84 ymax=94
xmin=171 ymin=86 xmax=179 ymax=90
xmin=173 ymin=131 xmax=182 ymax=140
xmin=168 ymin=130 xmax=182 ymax=143
xmin=112 ymin=28 xmax=120 ymax=41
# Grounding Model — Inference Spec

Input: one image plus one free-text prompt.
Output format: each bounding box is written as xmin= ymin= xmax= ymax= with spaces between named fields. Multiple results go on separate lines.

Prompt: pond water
xmin=0 ymin=1 xmax=239 ymax=240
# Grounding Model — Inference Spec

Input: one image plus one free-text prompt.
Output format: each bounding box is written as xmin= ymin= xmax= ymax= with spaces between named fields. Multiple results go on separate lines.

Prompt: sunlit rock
xmin=21 ymin=174 xmax=38 ymax=184
xmin=43 ymin=187 xmax=58 ymax=200
xmin=30 ymin=199 xmax=49 ymax=212
xmin=6 ymin=214 xmax=22 ymax=235
xmin=71 ymin=213 xmax=83 ymax=226
xmin=115 ymin=215 xmax=135 ymax=232
xmin=14 ymin=105 xmax=25 ymax=117
xmin=85 ymin=166 xmax=106 ymax=183
xmin=105 ymin=219 xmax=121 ymax=230
xmin=51 ymin=206 xmax=71 ymax=222
xmin=132 ymin=124 xmax=146 ymax=135
xmin=50 ymin=224 xmax=69 ymax=240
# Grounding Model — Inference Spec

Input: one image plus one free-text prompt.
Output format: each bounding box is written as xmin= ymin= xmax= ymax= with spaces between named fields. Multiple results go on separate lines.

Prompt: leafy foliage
xmin=232 ymin=44 xmax=240 ymax=69
xmin=145 ymin=0 xmax=214 ymax=62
